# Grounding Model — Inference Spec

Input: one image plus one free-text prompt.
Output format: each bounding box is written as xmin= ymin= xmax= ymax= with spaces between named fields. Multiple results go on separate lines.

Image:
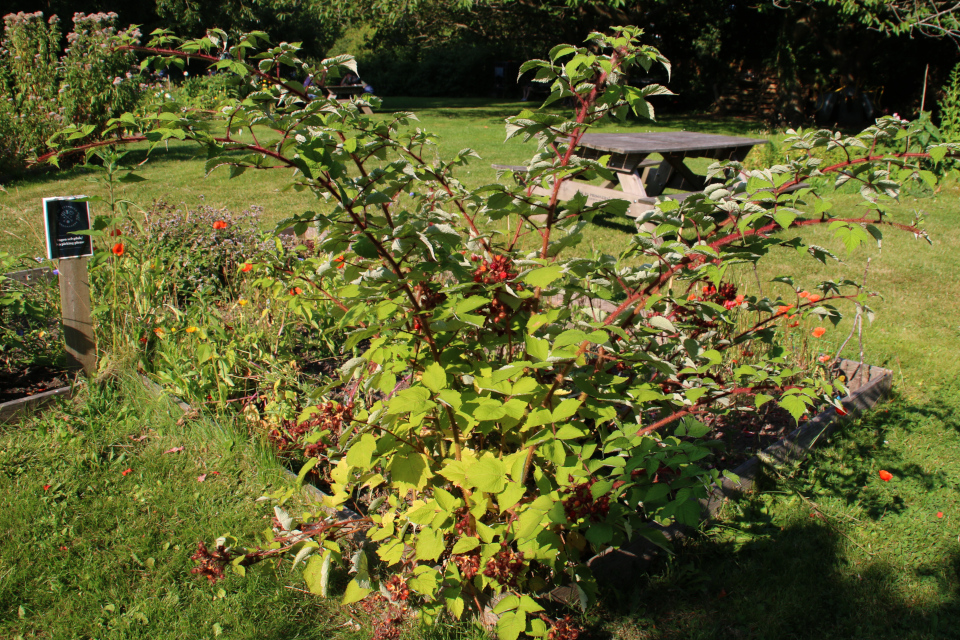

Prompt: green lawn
xmin=2 ymin=98 xmax=959 ymax=639
xmin=0 ymin=374 xmax=356 ymax=639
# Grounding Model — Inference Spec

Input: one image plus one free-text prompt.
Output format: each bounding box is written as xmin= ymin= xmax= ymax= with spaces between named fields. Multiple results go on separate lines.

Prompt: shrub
xmin=47 ymin=26 xmax=948 ymax=640
xmin=939 ymin=61 xmax=960 ymax=142
xmin=0 ymin=11 xmax=141 ymax=175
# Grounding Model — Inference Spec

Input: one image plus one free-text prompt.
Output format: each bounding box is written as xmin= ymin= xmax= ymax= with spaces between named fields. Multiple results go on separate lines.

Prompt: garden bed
xmin=587 ymin=358 xmax=893 ymax=589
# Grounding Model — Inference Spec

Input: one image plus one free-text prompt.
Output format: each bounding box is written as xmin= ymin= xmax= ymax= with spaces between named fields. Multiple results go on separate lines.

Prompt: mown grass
xmin=0 ymin=97 xmax=775 ymax=257
xmin=0 ymin=373 xmax=359 ymax=640
xmin=2 ymin=97 xmax=959 ymax=639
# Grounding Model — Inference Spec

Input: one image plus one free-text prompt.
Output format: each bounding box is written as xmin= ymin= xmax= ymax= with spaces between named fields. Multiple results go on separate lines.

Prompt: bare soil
xmin=0 ymin=365 xmax=71 ymax=404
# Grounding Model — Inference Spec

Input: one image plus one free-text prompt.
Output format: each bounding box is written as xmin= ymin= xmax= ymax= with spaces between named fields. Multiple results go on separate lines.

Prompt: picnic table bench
xmin=494 ymin=131 xmax=770 ymax=218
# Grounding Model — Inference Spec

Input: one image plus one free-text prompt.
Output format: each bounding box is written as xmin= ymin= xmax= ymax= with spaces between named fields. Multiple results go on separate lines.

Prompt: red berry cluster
xmin=483 ymin=545 xmax=525 ymax=587
xmin=562 ymin=477 xmax=610 ymax=523
xmin=268 ymin=401 xmax=354 ymax=458
xmin=361 ymin=593 xmax=408 ymax=640
xmin=697 ymin=283 xmax=743 ymax=310
xmin=472 ymin=254 xmax=517 ymax=285
xmin=454 ymin=552 xmax=481 ymax=579
xmin=384 ymin=575 xmax=410 ymax=602
xmin=453 ymin=508 xmax=475 ymax=537
xmin=190 ymin=541 xmax=232 ymax=584
xmin=547 ymin=615 xmax=582 ymax=640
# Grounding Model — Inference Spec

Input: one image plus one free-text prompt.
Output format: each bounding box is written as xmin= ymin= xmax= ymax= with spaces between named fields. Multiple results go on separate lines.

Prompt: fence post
xmin=57 ymin=257 xmax=96 ymax=376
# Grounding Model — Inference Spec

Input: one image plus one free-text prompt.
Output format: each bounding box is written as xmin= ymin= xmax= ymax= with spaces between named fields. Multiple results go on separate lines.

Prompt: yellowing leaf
xmin=342 ymin=579 xmax=371 ymax=605
xmin=465 ymin=457 xmax=507 ymax=493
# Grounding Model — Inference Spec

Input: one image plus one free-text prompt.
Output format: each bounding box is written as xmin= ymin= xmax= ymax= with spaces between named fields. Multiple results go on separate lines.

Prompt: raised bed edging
xmin=0 ymin=266 xmax=76 ymax=426
xmin=587 ymin=358 xmax=893 ymax=589
xmin=0 ymin=384 xmax=77 ymax=425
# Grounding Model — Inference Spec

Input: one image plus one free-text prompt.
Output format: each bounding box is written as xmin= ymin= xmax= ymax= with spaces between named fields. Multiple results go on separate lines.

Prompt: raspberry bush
xmin=46 ymin=25 xmax=950 ymax=639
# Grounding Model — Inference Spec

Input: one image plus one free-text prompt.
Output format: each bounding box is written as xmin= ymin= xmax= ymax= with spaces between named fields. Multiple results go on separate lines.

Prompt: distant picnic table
xmin=323 ymin=85 xmax=373 ymax=114
xmin=495 ymin=131 xmax=769 ymax=218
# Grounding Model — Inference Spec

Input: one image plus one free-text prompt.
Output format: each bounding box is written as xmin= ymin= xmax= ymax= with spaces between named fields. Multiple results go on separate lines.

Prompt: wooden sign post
xmin=43 ymin=197 xmax=97 ymax=376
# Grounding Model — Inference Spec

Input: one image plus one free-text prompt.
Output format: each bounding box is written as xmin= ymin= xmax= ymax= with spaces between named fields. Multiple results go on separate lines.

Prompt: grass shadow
xmin=594 ymin=517 xmax=960 ymax=640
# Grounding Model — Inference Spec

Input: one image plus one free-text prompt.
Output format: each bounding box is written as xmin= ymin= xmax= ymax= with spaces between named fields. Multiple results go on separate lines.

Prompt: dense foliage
xmin=47 ymin=24 xmax=951 ymax=640
xmin=0 ymin=11 xmax=142 ymax=174
xmin=2 ymin=0 xmax=956 ymax=119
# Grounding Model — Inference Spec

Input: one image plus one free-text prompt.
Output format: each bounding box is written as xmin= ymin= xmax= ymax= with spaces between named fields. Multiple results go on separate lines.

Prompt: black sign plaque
xmin=44 ymin=197 xmax=93 ymax=260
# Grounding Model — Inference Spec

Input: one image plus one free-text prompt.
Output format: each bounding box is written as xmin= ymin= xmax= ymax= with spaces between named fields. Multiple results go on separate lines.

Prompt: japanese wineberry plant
xmin=46 ymin=25 xmax=950 ymax=640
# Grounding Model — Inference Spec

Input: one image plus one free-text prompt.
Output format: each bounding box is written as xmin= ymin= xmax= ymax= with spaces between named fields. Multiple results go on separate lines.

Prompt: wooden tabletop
xmin=579 ymin=132 xmax=768 ymax=155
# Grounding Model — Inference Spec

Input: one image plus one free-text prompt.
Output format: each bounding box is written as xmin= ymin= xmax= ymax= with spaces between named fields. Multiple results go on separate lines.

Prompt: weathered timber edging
xmin=0 ymin=384 xmax=78 ymax=425
xmin=586 ymin=357 xmax=893 ymax=589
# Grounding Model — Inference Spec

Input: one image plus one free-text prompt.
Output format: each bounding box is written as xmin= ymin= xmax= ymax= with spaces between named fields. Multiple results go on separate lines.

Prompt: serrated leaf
xmin=422 ymin=362 xmax=447 ymax=393
xmin=451 ymin=536 xmax=480 ymax=554
xmin=649 ymin=315 xmax=676 ymax=333
xmin=497 ymin=611 xmax=527 ymax=640
xmin=465 ymin=457 xmax=507 ymax=493
xmin=342 ymin=579 xmax=371 ymax=605
xmin=303 ymin=552 xmax=331 ymax=596
xmin=389 ymin=453 xmax=431 ymax=490
xmin=291 ymin=542 xmax=319 ymax=570
xmin=414 ymin=527 xmax=445 ymax=561
xmin=523 ymin=265 xmax=563 ymax=288
xmin=498 ymin=481 xmax=526 ymax=513
xmin=274 ymin=506 xmax=294 ymax=531
xmin=346 ymin=433 xmax=377 ymax=469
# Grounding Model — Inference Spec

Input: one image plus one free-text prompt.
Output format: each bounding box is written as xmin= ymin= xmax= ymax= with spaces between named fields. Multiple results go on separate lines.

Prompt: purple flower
xmin=53 ymin=269 xmax=60 ymax=275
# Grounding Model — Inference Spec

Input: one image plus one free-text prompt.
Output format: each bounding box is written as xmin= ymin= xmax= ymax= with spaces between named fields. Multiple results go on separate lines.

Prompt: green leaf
xmin=497 ymin=611 xmax=527 ymax=640
xmin=466 ymin=457 xmax=507 ymax=493
xmin=755 ymin=393 xmax=774 ymax=408
xmin=422 ymin=362 xmax=447 ymax=393
xmin=474 ymin=398 xmax=506 ymax=421
xmin=778 ymin=395 xmax=808 ymax=423
xmin=303 ymin=552 xmax=332 ymax=596
xmin=346 ymin=433 xmax=377 ymax=469
xmin=525 ymin=335 xmax=550 ymax=361
xmin=415 ymin=527 xmax=445 ymax=561
xmin=452 ymin=536 xmax=480 ymax=554
xmin=389 ymin=453 xmax=432 ymax=490
xmin=523 ymin=265 xmax=563 ymax=288
xmin=649 ymin=316 xmax=676 ymax=333
xmin=342 ymin=579 xmax=372 ymax=605
xmin=498 ymin=481 xmax=526 ymax=513
xmin=295 ymin=457 xmax=317 ymax=487
xmin=387 ymin=386 xmax=435 ymax=415
xmin=551 ymin=398 xmax=582 ymax=421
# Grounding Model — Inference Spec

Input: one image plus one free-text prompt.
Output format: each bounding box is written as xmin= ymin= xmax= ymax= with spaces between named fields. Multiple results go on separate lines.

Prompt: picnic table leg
xmin=661 ymin=155 xmax=706 ymax=192
xmin=643 ymin=160 xmax=673 ymax=197
xmin=615 ymin=172 xmax=648 ymax=197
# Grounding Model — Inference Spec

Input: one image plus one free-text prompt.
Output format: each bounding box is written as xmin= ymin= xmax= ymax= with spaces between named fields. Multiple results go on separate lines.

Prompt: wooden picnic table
xmin=323 ymin=85 xmax=373 ymax=114
xmin=498 ymin=131 xmax=768 ymax=218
